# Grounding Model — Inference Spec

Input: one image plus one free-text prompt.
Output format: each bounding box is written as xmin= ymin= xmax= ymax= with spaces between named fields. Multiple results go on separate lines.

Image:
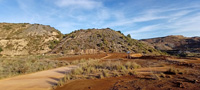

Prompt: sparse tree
xmin=117 ymin=31 xmax=122 ymax=33
xmin=127 ymin=34 xmax=131 ymax=38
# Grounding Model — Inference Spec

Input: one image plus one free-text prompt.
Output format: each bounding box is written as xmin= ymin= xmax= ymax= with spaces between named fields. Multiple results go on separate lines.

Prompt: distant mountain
xmin=0 ymin=23 xmax=63 ymax=56
xmin=50 ymin=28 xmax=163 ymax=55
xmin=141 ymin=35 xmax=200 ymax=56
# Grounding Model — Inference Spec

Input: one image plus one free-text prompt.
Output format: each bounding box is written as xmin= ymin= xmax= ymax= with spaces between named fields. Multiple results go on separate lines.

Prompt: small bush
xmin=124 ymin=61 xmax=132 ymax=69
xmin=49 ymin=40 xmax=60 ymax=49
xmin=99 ymin=74 xmax=104 ymax=79
xmin=71 ymin=68 xmax=83 ymax=75
xmin=121 ymin=69 xmax=129 ymax=75
xmin=3 ymin=25 xmax=12 ymax=30
xmin=166 ymin=67 xmax=182 ymax=75
xmin=182 ymin=69 xmax=189 ymax=75
xmin=127 ymin=34 xmax=131 ymax=38
xmin=160 ymin=73 xmax=166 ymax=78
xmin=128 ymin=70 xmax=137 ymax=76
xmin=151 ymin=74 xmax=161 ymax=80
xmin=102 ymin=70 xmax=109 ymax=77
xmin=57 ymin=79 xmax=64 ymax=87
xmin=66 ymin=74 xmax=72 ymax=80
xmin=113 ymin=71 xmax=120 ymax=77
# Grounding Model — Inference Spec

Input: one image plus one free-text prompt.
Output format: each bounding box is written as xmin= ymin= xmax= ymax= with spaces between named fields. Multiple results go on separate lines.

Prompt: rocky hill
xmin=141 ymin=35 xmax=200 ymax=56
xmin=50 ymin=28 xmax=163 ymax=55
xmin=0 ymin=23 xmax=63 ymax=56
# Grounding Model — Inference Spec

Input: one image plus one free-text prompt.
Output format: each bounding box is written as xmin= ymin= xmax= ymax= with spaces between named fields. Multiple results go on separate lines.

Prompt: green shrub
xmin=128 ymin=70 xmax=137 ymax=76
xmin=97 ymin=43 xmax=103 ymax=47
xmin=0 ymin=47 xmax=3 ymax=52
xmin=3 ymin=25 xmax=12 ymax=30
xmin=117 ymin=31 xmax=121 ymax=34
xmin=49 ymin=40 xmax=60 ymax=49
xmin=127 ymin=34 xmax=131 ymax=38
xmin=165 ymin=67 xmax=184 ymax=75
xmin=21 ymin=24 xmax=26 ymax=27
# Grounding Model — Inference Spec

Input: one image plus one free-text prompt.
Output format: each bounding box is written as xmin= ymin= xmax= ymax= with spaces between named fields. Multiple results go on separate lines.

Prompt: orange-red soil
xmin=56 ymin=53 xmax=107 ymax=61
xmin=56 ymin=74 xmax=200 ymax=90
xmin=55 ymin=53 xmax=200 ymax=90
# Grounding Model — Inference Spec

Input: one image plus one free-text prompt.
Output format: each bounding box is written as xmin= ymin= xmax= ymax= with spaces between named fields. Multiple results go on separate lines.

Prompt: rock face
xmin=0 ymin=23 xmax=63 ymax=56
xmin=50 ymin=28 xmax=163 ymax=55
xmin=141 ymin=35 xmax=200 ymax=55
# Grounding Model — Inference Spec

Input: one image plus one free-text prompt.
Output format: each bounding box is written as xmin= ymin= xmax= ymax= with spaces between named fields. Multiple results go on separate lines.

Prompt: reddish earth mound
xmin=56 ymin=54 xmax=106 ymax=61
xmin=56 ymin=74 xmax=200 ymax=90
xmin=55 ymin=76 xmax=134 ymax=90
xmin=104 ymin=53 xmax=127 ymax=59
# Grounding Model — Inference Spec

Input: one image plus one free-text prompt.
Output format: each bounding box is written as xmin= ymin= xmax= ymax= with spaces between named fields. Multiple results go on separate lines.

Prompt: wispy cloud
xmin=125 ymin=24 xmax=159 ymax=34
xmin=167 ymin=13 xmax=200 ymax=34
xmin=55 ymin=0 xmax=102 ymax=9
xmin=104 ymin=14 xmax=166 ymax=28
xmin=123 ymin=6 xmax=200 ymax=39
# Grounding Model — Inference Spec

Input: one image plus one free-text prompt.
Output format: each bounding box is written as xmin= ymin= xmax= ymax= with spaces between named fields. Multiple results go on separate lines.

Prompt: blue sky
xmin=0 ymin=0 xmax=200 ymax=39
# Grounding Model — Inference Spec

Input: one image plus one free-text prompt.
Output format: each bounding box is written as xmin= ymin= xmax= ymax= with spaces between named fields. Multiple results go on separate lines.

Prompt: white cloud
xmin=125 ymin=24 xmax=159 ymax=34
xmin=104 ymin=11 xmax=167 ymax=27
xmin=55 ymin=0 xmax=102 ymax=9
xmin=121 ymin=6 xmax=200 ymax=39
xmin=168 ymin=13 xmax=200 ymax=35
xmin=102 ymin=7 xmax=197 ymax=29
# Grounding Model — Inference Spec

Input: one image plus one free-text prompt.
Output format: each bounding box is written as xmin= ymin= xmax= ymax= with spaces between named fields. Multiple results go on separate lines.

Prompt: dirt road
xmin=0 ymin=54 xmax=112 ymax=90
xmin=0 ymin=65 xmax=78 ymax=90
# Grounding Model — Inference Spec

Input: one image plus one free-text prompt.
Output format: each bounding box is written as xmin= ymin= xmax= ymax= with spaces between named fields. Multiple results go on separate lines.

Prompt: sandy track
xmin=0 ymin=54 xmax=111 ymax=90
xmin=0 ymin=65 xmax=78 ymax=90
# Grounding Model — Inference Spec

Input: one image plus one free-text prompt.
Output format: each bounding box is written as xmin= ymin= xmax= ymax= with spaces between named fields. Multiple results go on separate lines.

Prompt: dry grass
xmin=0 ymin=56 xmax=69 ymax=79
xmin=153 ymin=74 xmax=161 ymax=80
xmin=165 ymin=67 xmax=189 ymax=75
xmin=160 ymin=73 xmax=166 ymax=78
xmin=55 ymin=60 xmax=140 ymax=88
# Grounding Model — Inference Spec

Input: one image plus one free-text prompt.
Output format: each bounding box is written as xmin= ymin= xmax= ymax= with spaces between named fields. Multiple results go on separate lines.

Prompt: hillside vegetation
xmin=0 ymin=23 xmax=163 ymax=56
xmin=50 ymin=28 xmax=163 ymax=55
xmin=0 ymin=23 xmax=63 ymax=56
